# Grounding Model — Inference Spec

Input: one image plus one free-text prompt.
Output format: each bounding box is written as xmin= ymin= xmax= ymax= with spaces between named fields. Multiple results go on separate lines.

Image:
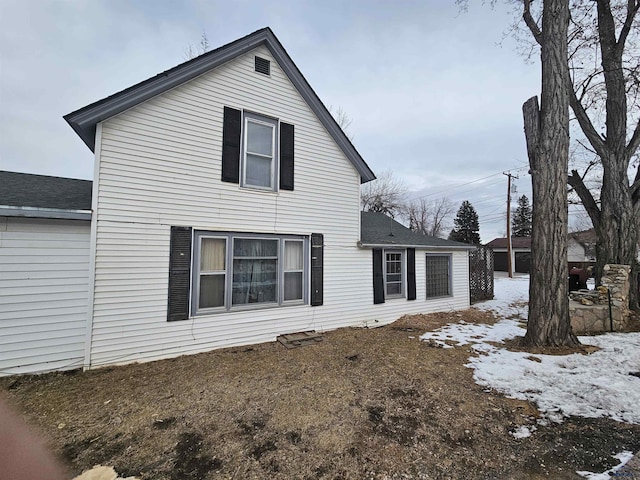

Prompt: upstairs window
xmin=221 ymin=107 xmax=294 ymax=191
xmin=243 ymin=113 xmax=278 ymax=190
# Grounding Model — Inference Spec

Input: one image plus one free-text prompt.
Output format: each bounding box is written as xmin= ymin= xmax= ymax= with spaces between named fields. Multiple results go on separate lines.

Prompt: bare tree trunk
xmin=566 ymin=0 xmax=640 ymax=311
xmin=522 ymin=0 xmax=579 ymax=347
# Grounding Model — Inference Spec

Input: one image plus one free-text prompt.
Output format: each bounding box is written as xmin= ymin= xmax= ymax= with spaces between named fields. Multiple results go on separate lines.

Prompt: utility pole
xmin=504 ymin=172 xmax=519 ymax=278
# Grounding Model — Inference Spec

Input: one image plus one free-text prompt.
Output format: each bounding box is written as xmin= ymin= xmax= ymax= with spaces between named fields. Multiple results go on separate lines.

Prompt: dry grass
xmin=2 ymin=308 xmax=639 ymax=479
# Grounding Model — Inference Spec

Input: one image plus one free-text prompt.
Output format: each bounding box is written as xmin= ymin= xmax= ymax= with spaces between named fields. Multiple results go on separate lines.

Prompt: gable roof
xmin=64 ymin=27 xmax=376 ymax=184
xmin=569 ymin=228 xmax=596 ymax=244
xmin=360 ymin=212 xmax=475 ymax=250
xmin=0 ymin=171 xmax=92 ymax=220
xmin=486 ymin=237 xmax=532 ymax=249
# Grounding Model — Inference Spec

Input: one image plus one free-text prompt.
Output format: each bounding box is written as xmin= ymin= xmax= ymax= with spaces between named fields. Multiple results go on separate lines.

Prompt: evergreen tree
xmin=512 ymin=195 xmax=533 ymax=237
xmin=448 ymin=200 xmax=481 ymax=245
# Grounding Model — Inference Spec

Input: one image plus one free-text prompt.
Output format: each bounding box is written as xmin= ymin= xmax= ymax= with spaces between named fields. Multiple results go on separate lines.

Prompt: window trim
xmin=191 ymin=231 xmax=308 ymax=315
xmin=241 ymin=112 xmax=279 ymax=191
xmin=283 ymin=239 xmax=305 ymax=303
xmin=425 ymin=253 xmax=452 ymax=299
xmin=383 ymin=249 xmax=405 ymax=299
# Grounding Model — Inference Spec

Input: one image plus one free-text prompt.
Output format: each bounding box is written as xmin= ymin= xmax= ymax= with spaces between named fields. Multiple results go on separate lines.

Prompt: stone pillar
xmin=601 ymin=264 xmax=631 ymax=330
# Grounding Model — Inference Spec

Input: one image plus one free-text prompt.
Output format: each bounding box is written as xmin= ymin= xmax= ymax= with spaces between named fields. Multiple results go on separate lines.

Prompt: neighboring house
xmin=486 ymin=237 xmax=532 ymax=274
xmin=568 ymin=229 xmax=597 ymax=266
xmin=0 ymin=172 xmax=92 ymax=374
xmin=1 ymin=28 xmax=472 ymax=376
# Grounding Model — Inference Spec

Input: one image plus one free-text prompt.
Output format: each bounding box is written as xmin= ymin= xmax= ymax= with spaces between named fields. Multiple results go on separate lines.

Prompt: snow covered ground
xmin=420 ymin=274 xmax=640 ymax=475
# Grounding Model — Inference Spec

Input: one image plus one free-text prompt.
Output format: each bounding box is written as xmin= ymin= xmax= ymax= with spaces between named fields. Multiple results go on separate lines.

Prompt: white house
xmin=568 ymin=229 xmax=597 ymax=265
xmin=1 ymin=28 xmax=472 ymax=376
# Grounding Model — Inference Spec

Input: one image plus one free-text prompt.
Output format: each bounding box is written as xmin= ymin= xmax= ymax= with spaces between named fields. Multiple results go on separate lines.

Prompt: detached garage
xmin=0 ymin=172 xmax=92 ymax=375
xmin=485 ymin=237 xmax=532 ymax=274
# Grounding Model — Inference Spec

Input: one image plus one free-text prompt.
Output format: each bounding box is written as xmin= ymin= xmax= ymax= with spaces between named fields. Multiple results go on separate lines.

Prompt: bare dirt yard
xmin=2 ymin=309 xmax=639 ymax=479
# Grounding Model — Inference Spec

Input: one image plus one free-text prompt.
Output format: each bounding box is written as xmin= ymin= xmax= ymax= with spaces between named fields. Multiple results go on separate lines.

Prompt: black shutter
xmin=167 ymin=226 xmax=192 ymax=321
xmin=310 ymin=233 xmax=323 ymax=306
xmin=221 ymin=107 xmax=241 ymax=183
xmin=407 ymin=248 xmax=416 ymax=301
xmin=373 ymin=249 xmax=385 ymax=304
xmin=280 ymin=122 xmax=294 ymax=191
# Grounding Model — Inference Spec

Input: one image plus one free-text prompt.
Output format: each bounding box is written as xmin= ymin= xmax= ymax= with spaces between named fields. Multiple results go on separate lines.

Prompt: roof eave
xmin=64 ymin=28 xmax=376 ymax=183
xmin=0 ymin=206 xmax=92 ymax=220
xmin=359 ymin=242 xmax=475 ymax=251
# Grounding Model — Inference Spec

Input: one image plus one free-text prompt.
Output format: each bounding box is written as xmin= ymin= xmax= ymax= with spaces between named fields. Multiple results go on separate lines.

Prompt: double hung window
xmin=193 ymin=232 xmax=306 ymax=314
xmin=198 ymin=238 xmax=226 ymax=309
xmin=243 ymin=113 xmax=278 ymax=190
xmin=384 ymin=250 xmax=404 ymax=298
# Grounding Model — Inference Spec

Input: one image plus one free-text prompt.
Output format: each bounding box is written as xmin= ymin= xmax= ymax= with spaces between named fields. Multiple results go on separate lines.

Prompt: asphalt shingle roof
xmin=0 ymin=171 xmax=92 ymax=211
xmin=485 ymin=237 xmax=532 ymax=249
xmin=360 ymin=212 xmax=474 ymax=249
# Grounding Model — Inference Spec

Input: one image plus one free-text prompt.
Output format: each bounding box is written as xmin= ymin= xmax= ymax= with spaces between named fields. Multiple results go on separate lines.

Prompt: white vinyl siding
xmin=0 ymin=217 xmax=90 ymax=376
xmin=86 ymin=45 xmax=471 ymax=368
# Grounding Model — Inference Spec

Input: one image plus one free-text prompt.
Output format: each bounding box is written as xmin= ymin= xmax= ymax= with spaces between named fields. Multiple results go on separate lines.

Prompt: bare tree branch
xmin=616 ymin=0 xmax=640 ymax=54
xmin=568 ymin=80 xmax=608 ymax=156
xmin=360 ymin=171 xmax=407 ymax=217
xmin=568 ymin=169 xmax=601 ymax=230
xmin=523 ymin=0 xmax=543 ymax=45
xmin=625 ymin=120 xmax=640 ymax=163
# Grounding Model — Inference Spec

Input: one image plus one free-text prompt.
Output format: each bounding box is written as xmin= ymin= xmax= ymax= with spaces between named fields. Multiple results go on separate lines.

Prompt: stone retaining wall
xmin=569 ymin=264 xmax=630 ymax=334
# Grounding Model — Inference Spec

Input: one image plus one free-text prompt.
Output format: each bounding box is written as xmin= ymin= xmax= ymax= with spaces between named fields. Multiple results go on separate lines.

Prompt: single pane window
xmin=386 ymin=282 xmax=401 ymax=296
xmin=199 ymin=274 xmax=225 ymax=308
xmin=247 ymin=121 xmax=273 ymax=156
xmin=284 ymin=271 xmax=303 ymax=301
xmin=245 ymin=154 xmax=272 ymax=187
xmin=426 ymin=255 xmax=450 ymax=298
xmin=200 ymin=238 xmax=225 ymax=271
xmin=232 ymin=258 xmax=278 ymax=305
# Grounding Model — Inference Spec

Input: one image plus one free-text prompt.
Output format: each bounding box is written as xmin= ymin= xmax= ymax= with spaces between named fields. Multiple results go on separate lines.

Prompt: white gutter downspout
xmin=83 ymin=123 xmax=102 ymax=370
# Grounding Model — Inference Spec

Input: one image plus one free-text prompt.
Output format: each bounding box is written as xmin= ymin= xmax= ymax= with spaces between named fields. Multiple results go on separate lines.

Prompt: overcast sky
xmin=0 ymin=0 xmax=569 ymax=241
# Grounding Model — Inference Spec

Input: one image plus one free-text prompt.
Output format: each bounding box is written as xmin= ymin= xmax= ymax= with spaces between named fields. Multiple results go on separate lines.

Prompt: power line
xmin=408 ymin=166 xmax=529 ymax=201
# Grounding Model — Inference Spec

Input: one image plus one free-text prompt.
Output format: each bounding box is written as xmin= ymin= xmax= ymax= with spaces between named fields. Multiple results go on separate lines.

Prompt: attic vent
xmin=255 ymin=56 xmax=270 ymax=76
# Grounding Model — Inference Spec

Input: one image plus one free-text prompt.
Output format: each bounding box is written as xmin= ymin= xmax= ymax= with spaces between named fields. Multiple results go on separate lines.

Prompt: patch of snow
xmin=576 ymin=451 xmax=635 ymax=479
xmin=467 ymin=331 xmax=640 ymax=424
xmin=510 ymin=424 xmax=537 ymax=439
xmin=474 ymin=274 xmax=530 ymax=320
xmin=422 ymin=275 xmax=640 ymax=427
xmin=420 ymin=319 xmax=525 ymax=350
